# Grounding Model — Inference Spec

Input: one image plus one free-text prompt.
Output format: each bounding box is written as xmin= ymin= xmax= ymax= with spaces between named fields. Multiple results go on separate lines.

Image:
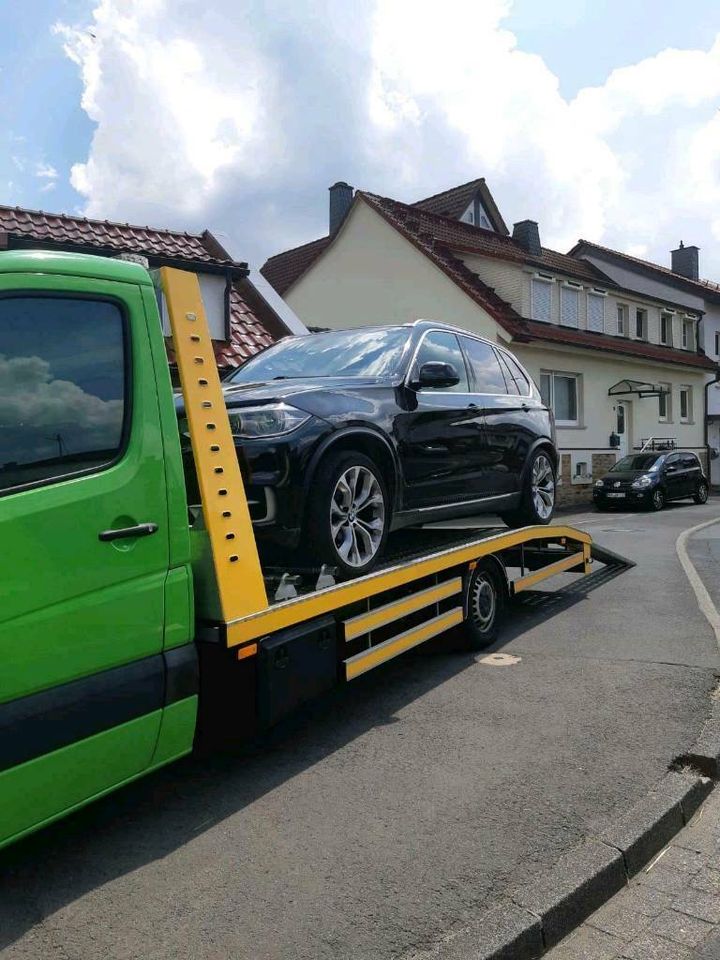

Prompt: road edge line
xmin=675 ymin=514 xmax=720 ymax=654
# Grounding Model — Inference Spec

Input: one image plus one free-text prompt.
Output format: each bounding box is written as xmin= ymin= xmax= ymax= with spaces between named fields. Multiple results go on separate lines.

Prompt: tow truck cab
xmin=0 ymin=251 xmax=628 ymax=850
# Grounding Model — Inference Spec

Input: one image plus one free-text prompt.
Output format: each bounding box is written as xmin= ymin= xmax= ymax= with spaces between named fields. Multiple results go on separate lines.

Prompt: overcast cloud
xmin=55 ymin=0 xmax=720 ymax=277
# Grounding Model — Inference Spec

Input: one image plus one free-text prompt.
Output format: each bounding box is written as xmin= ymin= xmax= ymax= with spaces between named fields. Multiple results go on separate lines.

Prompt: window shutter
xmin=561 ymin=287 xmax=579 ymax=327
xmin=588 ymin=294 xmax=604 ymax=333
xmin=532 ymin=279 xmax=552 ymax=322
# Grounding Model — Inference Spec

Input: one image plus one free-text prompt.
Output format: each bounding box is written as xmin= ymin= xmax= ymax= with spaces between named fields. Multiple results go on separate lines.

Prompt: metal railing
xmin=637 ymin=437 xmax=677 ymax=452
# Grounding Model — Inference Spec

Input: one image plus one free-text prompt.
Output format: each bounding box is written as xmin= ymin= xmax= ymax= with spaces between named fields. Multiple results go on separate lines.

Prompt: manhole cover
xmin=478 ymin=653 xmax=521 ymax=667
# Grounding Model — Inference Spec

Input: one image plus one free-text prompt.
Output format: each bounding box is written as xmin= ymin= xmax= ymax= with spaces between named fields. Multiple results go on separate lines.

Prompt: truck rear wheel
xmin=461 ymin=560 xmax=505 ymax=650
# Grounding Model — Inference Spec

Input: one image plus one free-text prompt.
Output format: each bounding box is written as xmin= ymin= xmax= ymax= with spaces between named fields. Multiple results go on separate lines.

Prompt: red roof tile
xmin=0 ymin=204 xmax=283 ymax=369
xmin=261 ymin=235 xmax=331 ymax=295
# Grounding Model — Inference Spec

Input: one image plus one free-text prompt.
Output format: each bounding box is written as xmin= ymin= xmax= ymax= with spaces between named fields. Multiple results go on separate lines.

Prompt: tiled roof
xmin=413 ymin=177 xmax=509 ymax=234
xmin=362 ymin=191 xmax=612 ymax=284
xmin=512 ymin=318 xmax=718 ymax=370
xmin=0 ymin=204 xmax=234 ymax=265
xmin=260 ymin=235 xmax=331 ymax=295
xmin=570 ymin=239 xmax=720 ymax=302
xmin=260 ymin=184 xmax=717 ymax=372
xmin=0 ymin=204 xmax=282 ymax=368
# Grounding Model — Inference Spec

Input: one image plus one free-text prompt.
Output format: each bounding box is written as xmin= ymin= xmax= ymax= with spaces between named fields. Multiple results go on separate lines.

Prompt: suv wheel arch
xmin=304 ymin=427 xmax=402 ymax=512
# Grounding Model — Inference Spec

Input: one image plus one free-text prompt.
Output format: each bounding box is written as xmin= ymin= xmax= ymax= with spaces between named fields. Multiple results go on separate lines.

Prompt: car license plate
xmin=607 ymin=492 xmax=625 ymax=498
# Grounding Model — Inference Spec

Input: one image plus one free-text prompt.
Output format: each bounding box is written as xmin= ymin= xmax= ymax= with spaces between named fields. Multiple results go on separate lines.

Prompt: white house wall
xmin=286 ymin=200 xmax=499 ymax=337
xmin=513 ymin=342 xmax=706 ymax=457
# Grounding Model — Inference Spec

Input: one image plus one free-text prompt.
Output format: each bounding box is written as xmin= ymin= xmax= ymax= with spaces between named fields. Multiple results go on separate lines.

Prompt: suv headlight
xmin=228 ymin=403 xmax=311 ymax=438
xmin=631 ymin=475 xmax=652 ymax=489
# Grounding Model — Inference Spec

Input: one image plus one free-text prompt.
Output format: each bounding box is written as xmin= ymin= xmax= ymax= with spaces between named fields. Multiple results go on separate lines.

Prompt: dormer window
xmin=460 ymin=198 xmax=494 ymax=231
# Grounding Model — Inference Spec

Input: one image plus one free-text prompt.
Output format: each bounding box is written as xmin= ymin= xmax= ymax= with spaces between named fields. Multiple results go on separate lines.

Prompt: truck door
xmin=0 ymin=275 xmax=170 ymax=844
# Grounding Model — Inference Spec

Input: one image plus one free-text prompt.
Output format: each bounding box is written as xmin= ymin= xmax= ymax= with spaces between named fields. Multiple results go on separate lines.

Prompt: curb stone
xmin=439 ymin=770 xmax=713 ymax=960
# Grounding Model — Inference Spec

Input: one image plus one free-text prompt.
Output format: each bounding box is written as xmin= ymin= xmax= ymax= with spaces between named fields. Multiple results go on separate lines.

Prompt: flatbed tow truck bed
xmin=160 ymin=268 xmax=634 ymax=740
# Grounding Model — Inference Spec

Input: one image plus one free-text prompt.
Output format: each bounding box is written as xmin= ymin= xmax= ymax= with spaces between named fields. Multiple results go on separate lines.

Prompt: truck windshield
xmin=610 ymin=454 xmax=664 ymax=472
xmin=226 ymin=327 xmax=408 ymax=383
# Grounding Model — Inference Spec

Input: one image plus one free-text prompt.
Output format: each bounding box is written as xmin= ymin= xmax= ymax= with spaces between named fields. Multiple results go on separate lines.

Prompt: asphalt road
xmin=2 ymin=502 xmax=719 ymax=960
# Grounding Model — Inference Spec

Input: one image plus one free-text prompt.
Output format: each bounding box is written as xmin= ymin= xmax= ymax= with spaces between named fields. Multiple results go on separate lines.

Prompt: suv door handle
xmin=99 ymin=523 xmax=159 ymax=542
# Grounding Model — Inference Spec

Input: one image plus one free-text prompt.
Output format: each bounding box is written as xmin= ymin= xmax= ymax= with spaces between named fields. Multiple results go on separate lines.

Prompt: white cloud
xmin=35 ymin=162 xmax=58 ymax=180
xmin=55 ymin=0 xmax=720 ymax=277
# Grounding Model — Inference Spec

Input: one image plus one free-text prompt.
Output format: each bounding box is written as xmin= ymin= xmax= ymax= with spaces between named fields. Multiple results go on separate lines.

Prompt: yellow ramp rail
xmin=161 ymin=266 xmax=268 ymax=626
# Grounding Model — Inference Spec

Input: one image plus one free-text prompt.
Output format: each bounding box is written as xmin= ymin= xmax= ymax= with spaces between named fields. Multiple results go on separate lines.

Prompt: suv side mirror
xmin=415 ymin=361 xmax=460 ymax=390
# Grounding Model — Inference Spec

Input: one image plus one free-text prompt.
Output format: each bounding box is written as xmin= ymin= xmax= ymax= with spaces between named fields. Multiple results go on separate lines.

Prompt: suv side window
xmin=0 ymin=296 xmax=127 ymax=494
xmin=413 ymin=331 xmax=469 ymax=392
xmin=498 ymin=351 xmax=531 ymax=396
xmin=460 ymin=336 xmax=508 ymax=394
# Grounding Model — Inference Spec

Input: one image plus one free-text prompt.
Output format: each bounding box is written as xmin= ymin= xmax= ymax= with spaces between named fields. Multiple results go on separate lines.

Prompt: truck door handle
xmin=99 ymin=523 xmax=159 ymax=542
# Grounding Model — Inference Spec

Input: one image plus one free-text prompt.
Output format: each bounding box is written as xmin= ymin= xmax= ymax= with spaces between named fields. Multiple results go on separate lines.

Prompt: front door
xmin=0 ymin=274 xmax=170 ymax=845
xmin=396 ymin=329 xmax=484 ymax=509
xmin=615 ymin=401 xmax=631 ymax=458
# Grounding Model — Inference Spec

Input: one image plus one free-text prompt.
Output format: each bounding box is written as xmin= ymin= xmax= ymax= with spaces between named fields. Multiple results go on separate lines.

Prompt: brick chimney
xmin=671 ymin=241 xmax=699 ymax=281
xmin=329 ymin=181 xmax=354 ymax=233
xmin=512 ymin=220 xmax=541 ymax=257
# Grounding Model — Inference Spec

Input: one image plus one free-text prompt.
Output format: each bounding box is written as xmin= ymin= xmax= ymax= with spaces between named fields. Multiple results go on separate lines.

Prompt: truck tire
xmin=306 ymin=450 xmax=390 ymax=578
xmin=500 ymin=449 xmax=556 ymax=529
xmin=461 ymin=560 xmax=505 ymax=650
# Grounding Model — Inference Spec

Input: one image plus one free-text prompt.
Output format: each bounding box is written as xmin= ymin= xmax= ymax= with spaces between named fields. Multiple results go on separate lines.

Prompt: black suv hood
xmin=174 ymin=375 xmax=398 ymax=417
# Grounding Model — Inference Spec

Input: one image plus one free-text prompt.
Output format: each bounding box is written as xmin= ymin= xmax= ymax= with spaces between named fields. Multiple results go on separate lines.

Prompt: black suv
xmin=178 ymin=321 xmax=557 ymax=575
xmin=593 ymin=451 xmax=709 ymax=512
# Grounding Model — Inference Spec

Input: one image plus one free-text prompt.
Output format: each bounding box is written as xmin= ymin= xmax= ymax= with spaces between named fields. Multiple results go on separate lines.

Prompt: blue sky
xmin=3 ymin=1 xmax=720 ymax=275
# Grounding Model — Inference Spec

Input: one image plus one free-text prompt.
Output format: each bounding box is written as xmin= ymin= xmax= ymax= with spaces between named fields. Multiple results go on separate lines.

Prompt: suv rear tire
xmin=306 ymin=450 xmax=390 ymax=578
xmin=500 ymin=449 xmax=556 ymax=529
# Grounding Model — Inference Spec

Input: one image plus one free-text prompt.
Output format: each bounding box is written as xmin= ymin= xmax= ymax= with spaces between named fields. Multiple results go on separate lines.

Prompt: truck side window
xmin=0 ymin=296 xmax=127 ymax=494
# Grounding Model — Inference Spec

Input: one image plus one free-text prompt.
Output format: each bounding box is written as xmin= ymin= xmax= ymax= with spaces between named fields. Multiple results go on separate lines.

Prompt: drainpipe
xmin=704 ymin=367 xmax=720 ymax=484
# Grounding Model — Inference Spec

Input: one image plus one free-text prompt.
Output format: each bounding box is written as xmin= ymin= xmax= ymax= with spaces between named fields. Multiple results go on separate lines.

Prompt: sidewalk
xmin=547 ymin=784 xmax=720 ymax=959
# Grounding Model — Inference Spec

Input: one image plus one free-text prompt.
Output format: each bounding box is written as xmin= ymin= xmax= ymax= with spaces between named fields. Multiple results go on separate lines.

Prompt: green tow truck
xmin=0 ymin=250 xmax=627 ymax=849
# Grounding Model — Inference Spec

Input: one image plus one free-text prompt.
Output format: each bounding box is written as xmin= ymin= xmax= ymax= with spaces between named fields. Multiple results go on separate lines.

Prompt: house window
xmin=679 ymin=386 xmax=693 ymax=423
xmin=616 ymin=304 xmax=628 ymax=336
xmin=531 ymin=277 xmax=553 ymax=322
xmin=635 ymin=308 xmax=647 ymax=340
xmin=560 ymin=285 xmax=579 ymax=327
xmin=540 ymin=370 xmax=580 ymax=426
xmin=682 ymin=319 xmax=693 ymax=350
xmin=660 ymin=312 xmax=673 ymax=346
xmin=588 ymin=293 xmax=605 ymax=333
xmin=715 ymin=331 xmax=720 ymax=357
xmin=658 ymin=383 xmax=672 ymax=423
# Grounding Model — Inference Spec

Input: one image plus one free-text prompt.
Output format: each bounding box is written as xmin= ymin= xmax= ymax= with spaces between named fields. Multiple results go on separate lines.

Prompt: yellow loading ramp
xmin=162 ymin=268 xmax=624 ymax=683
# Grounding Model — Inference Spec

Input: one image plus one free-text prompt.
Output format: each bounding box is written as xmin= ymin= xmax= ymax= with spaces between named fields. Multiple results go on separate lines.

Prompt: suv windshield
xmin=610 ymin=453 xmax=664 ymax=472
xmin=226 ymin=327 xmax=409 ymax=383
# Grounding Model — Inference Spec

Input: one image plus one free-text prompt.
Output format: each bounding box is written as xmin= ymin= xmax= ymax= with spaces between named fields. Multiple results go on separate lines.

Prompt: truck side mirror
xmin=415 ymin=361 xmax=460 ymax=390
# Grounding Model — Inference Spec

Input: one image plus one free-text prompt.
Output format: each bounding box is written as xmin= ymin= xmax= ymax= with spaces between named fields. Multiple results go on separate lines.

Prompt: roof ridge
xmin=573 ymin=238 xmax=720 ymax=294
xmin=411 ymin=177 xmax=485 ymax=206
xmin=359 ymin=190 xmax=515 ymax=243
xmin=0 ymin=203 xmax=207 ymax=242
xmin=262 ymin=234 xmax=330 ymax=263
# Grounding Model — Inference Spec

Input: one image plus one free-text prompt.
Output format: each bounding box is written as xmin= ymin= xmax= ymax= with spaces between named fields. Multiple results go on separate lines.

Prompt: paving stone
xmin=436 ymin=897 xmax=542 ymax=960
xmin=693 ymin=926 xmax=720 ymax=959
xmin=690 ymin=866 xmax=720 ymax=895
xmin=620 ymin=931 xmax=695 ymax=959
xmin=674 ymin=887 xmax=720 ymax=925
xmin=623 ymin=885 xmax=675 ymax=919
xmin=648 ymin=909 xmax=713 ymax=947
xmin=637 ymin=862 xmax=690 ymax=895
xmin=586 ymin=898 xmax=653 ymax=942
xmin=545 ymin=924 xmax=627 ymax=959
xmin=656 ymin=845 xmax=704 ymax=875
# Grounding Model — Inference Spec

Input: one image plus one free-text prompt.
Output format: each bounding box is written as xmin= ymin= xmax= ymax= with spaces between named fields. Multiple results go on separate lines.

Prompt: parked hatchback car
xmin=593 ymin=451 xmax=709 ymax=512
xmin=178 ymin=321 xmax=558 ymax=575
